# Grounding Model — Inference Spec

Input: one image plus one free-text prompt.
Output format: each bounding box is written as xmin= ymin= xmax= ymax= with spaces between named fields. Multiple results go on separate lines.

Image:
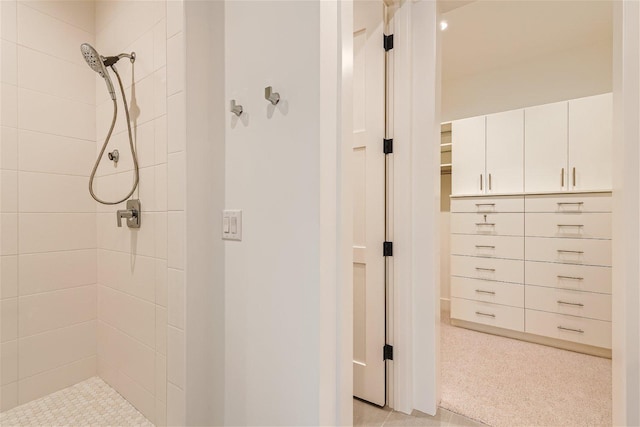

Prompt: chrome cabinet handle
xmin=476 ymin=311 xmax=496 ymax=318
xmin=557 ymin=300 xmax=585 ymax=307
xmin=557 ymin=275 xmax=584 ymax=281
xmin=475 ymin=203 xmax=496 ymax=207
xmin=557 ymin=249 xmax=584 ymax=254
xmin=475 ymin=245 xmax=496 ymax=249
xmin=489 ymin=173 xmax=492 ymax=190
xmin=573 ymin=167 xmax=576 ymax=187
xmin=558 ymin=326 xmax=584 ymax=334
xmin=557 ymin=224 xmax=584 ymax=228
xmin=561 ymin=168 xmax=565 ymax=187
xmin=475 ymin=289 xmax=496 ymax=295
xmin=475 ymin=223 xmax=496 ymax=226
xmin=475 ymin=267 xmax=496 ymax=272
xmin=557 ymin=202 xmax=584 ymax=206
xmin=480 ymin=174 xmax=483 ymax=191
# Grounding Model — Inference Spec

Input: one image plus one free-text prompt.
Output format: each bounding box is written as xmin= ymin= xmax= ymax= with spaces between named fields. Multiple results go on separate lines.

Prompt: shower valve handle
xmin=116 ymin=200 xmax=141 ymax=228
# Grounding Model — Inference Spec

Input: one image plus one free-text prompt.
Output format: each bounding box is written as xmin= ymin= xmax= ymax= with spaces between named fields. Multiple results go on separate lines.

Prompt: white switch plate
xmin=222 ymin=210 xmax=242 ymax=241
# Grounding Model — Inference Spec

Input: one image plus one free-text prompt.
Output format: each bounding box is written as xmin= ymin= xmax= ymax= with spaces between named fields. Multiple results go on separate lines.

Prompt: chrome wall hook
xmin=230 ymin=99 xmax=243 ymax=116
xmin=264 ymin=86 xmax=280 ymax=105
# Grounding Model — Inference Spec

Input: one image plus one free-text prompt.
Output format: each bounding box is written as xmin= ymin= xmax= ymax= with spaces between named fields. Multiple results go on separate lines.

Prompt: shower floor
xmin=0 ymin=377 xmax=153 ymax=427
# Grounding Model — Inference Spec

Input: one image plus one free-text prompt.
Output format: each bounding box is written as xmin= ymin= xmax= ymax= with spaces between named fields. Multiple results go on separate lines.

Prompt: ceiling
xmin=440 ymin=0 xmax=613 ymax=81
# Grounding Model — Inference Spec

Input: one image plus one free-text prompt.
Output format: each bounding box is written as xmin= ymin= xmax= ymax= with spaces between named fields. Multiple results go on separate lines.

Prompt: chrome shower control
xmin=108 ymin=149 xmax=119 ymax=164
xmin=116 ymin=199 xmax=141 ymax=228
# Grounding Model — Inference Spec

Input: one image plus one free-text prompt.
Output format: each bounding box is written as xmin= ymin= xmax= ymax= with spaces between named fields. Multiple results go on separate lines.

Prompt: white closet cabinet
xmin=452 ymin=116 xmax=485 ymax=195
xmin=486 ymin=109 xmax=524 ymax=194
xmin=568 ymin=93 xmax=613 ymax=191
xmin=524 ymin=101 xmax=568 ymax=192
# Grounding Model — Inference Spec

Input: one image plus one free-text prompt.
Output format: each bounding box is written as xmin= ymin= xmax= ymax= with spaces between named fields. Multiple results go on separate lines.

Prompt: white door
xmin=353 ymin=0 xmax=386 ymax=407
xmin=452 ymin=116 xmax=486 ymax=195
xmin=524 ymin=101 xmax=568 ymax=192
xmin=568 ymin=93 xmax=613 ymax=191
xmin=486 ymin=109 xmax=524 ymax=194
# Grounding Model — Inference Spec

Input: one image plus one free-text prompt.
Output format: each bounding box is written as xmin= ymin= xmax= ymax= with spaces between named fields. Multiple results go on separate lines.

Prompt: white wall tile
xmin=18 ymin=320 xmax=96 ymax=378
xmin=129 ymin=30 xmax=154 ymax=85
xmin=1 ymin=127 xmax=18 ymax=170
xmin=17 ymin=45 xmax=95 ymax=105
xmin=136 ymin=120 xmax=156 ymax=169
xmin=154 ymin=115 xmax=167 ymax=164
xmin=166 ymin=33 xmax=184 ymax=96
xmin=166 ymin=381 xmax=185 ymax=427
xmin=1 ymin=1 xmax=17 ymax=43
xmin=18 ymin=88 xmax=95 ymax=141
xmin=167 ymin=269 xmax=184 ymax=329
xmin=166 ymin=326 xmax=184 ymax=389
xmin=0 ymin=298 xmax=17 ymax=342
xmin=1 ymin=40 xmax=17 ymax=85
xmin=129 ymin=74 xmax=155 ymax=126
xmin=0 ymin=256 xmax=18 ymax=299
xmin=19 ymin=285 xmax=96 ymax=337
xmin=154 ymin=67 xmax=167 ymax=117
xmin=155 ymin=259 xmax=168 ymax=306
xmin=21 ymin=0 xmax=95 ymax=34
xmin=156 ymin=306 xmax=167 ymax=356
xmin=155 ymin=353 xmax=167 ymax=402
xmin=167 ymin=212 xmax=183 ymax=269
xmin=18 ymin=356 xmax=96 ymax=405
xmin=19 ymin=249 xmax=96 ymax=296
xmin=97 ymin=249 xmax=155 ymax=302
xmin=1 ymin=170 xmax=17 ymax=212
xmin=138 ymin=167 xmax=156 ymax=213
xmin=96 ymin=1 xmax=155 ymax=56
xmin=1 ymin=83 xmax=17 ymax=128
xmin=19 ymin=213 xmax=96 ymax=253
xmin=155 ymin=164 xmax=168 ymax=214
xmin=16 ymin=4 xmax=93 ymax=67
xmin=116 ymin=367 xmax=156 ymax=423
xmin=0 ymin=382 xmax=18 ymax=412
xmin=19 ymin=172 xmax=95 ymax=213
xmin=153 ymin=20 xmax=167 ymax=71
xmin=0 ymin=213 xmax=18 ymax=255
xmin=18 ymin=130 xmax=95 ymax=176
xmin=165 ymin=1 xmax=183 ymax=39
xmin=0 ymin=340 xmax=17 ymax=385
xmin=156 ymin=399 xmax=167 ymax=427
xmin=98 ymin=285 xmax=155 ymax=348
xmin=167 ymin=152 xmax=185 ymax=211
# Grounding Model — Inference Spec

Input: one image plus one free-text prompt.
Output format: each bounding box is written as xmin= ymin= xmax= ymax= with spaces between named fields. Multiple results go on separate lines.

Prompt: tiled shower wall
xmin=0 ymin=0 xmax=98 ymax=411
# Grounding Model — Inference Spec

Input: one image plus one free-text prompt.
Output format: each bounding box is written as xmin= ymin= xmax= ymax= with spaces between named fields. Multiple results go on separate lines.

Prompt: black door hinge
xmin=383 ymin=138 xmax=393 ymax=154
xmin=383 ymin=241 xmax=393 ymax=257
xmin=384 ymin=34 xmax=394 ymax=51
xmin=383 ymin=344 xmax=393 ymax=361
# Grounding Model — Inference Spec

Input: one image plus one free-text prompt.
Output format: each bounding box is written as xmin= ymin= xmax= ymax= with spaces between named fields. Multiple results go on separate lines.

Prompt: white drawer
xmin=451 ymin=298 xmax=524 ymax=332
xmin=525 ymin=261 xmax=611 ymax=294
xmin=524 ymin=213 xmax=611 ymax=239
xmin=451 ymin=196 xmax=524 ymax=213
xmin=451 ymin=234 xmax=524 ymax=260
xmin=451 ymin=213 xmax=524 ymax=236
xmin=525 ymin=285 xmax=612 ymax=321
xmin=451 ymin=255 xmax=524 ymax=284
xmin=525 ymin=309 xmax=611 ymax=349
xmin=525 ymin=237 xmax=611 ymax=266
xmin=451 ymin=277 xmax=524 ymax=307
xmin=525 ymin=193 xmax=611 ymax=213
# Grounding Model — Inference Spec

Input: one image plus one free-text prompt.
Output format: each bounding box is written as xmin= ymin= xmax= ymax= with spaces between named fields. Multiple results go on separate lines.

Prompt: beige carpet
xmin=440 ymin=316 xmax=612 ymax=427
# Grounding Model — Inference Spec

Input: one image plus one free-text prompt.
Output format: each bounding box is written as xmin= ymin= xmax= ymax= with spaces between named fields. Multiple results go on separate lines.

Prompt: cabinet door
xmin=452 ymin=116 xmax=485 ymax=195
xmin=568 ymin=93 xmax=613 ymax=191
xmin=524 ymin=101 xmax=568 ymax=192
xmin=486 ymin=109 xmax=524 ymax=194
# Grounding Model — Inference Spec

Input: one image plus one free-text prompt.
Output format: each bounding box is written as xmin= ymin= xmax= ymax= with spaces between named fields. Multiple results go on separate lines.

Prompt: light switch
xmin=222 ymin=210 xmax=242 ymax=241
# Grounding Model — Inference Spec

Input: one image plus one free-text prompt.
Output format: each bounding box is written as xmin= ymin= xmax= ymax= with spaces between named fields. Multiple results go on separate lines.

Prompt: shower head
xmin=80 ymin=43 xmax=116 ymax=100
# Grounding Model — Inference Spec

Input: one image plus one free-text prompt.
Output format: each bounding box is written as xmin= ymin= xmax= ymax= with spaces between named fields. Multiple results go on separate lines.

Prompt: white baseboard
xmin=440 ymin=297 xmax=450 ymax=313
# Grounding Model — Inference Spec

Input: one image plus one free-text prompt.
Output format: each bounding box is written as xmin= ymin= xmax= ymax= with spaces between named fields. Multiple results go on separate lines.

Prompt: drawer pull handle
xmin=557 ymin=300 xmax=585 ymax=307
xmin=475 ymin=289 xmax=496 ymax=295
xmin=557 ymin=224 xmax=584 ymax=228
xmin=475 ymin=267 xmax=496 ymax=272
xmin=475 ymin=203 xmax=496 ymax=207
xmin=557 ymin=275 xmax=584 ymax=281
xmin=558 ymin=326 xmax=584 ymax=334
xmin=475 ymin=223 xmax=496 ymax=226
xmin=476 ymin=311 xmax=496 ymax=318
xmin=557 ymin=202 xmax=584 ymax=206
xmin=557 ymin=250 xmax=584 ymax=254
xmin=475 ymin=245 xmax=496 ymax=249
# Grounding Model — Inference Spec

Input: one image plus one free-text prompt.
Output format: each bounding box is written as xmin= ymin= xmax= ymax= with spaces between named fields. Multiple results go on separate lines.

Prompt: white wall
xmin=93 ymin=1 xmax=175 ymax=425
xmin=0 ymin=0 xmax=97 ymax=411
xmin=223 ymin=1 xmax=346 ymax=424
xmin=442 ymin=39 xmax=613 ymax=121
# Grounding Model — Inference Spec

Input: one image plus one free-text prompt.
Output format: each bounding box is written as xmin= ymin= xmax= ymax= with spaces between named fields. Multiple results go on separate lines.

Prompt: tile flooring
xmin=0 ymin=377 xmax=153 ymax=427
xmin=354 ymin=398 xmax=486 ymax=427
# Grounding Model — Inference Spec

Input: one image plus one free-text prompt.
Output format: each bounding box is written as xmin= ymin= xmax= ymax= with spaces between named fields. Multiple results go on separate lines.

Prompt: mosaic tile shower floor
xmin=0 ymin=377 xmax=153 ymax=427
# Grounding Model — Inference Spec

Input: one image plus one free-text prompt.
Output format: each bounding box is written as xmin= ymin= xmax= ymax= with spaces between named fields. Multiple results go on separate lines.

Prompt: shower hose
xmin=88 ymin=66 xmax=139 ymax=205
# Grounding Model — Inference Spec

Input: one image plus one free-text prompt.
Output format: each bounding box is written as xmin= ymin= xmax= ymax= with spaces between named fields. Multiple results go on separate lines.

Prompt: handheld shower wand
xmin=81 ymin=43 xmax=139 ymax=207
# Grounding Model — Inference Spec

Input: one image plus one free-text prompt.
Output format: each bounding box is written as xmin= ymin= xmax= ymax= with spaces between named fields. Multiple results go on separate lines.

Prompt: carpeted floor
xmin=440 ymin=314 xmax=612 ymax=427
